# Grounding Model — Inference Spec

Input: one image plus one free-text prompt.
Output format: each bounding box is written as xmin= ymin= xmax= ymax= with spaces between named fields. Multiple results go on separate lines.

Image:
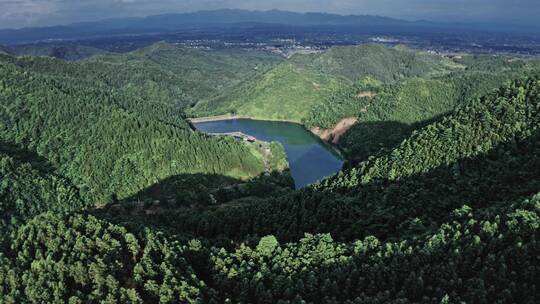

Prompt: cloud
xmin=0 ymin=0 xmax=538 ymax=29
xmin=0 ymin=0 xmax=58 ymax=27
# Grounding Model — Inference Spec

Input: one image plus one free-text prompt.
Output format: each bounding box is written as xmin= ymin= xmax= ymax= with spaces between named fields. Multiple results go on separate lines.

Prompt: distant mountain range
xmin=1 ymin=9 xmax=538 ymax=45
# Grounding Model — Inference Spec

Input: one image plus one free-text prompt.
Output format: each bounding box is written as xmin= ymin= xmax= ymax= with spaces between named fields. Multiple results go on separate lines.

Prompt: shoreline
xmin=188 ymin=114 xmax=302 ymax=124
xmin=190 ymin=114 xmax=346 ymax=160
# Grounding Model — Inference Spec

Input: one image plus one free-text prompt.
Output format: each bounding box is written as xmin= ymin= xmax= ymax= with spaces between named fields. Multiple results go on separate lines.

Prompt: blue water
xmin=194 ymin=119 xmax=344 ymax=188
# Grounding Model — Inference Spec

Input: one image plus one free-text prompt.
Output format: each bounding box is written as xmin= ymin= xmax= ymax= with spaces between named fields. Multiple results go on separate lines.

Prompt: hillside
xmin=337 ymin=68 xmax=540 ymax=161
xmin=6 ymin=42 xmax=282 ymax=112
xmin=194 ymin=62 xmax=345 ymax=121
xmin=0 ymin=53 xmax=285 ymax=203
xmin=5 ymin=44 xmax=108 ymax=60
xmin=194 ymin=45 xmax=540 ymax=166
xmin=290 ymin=44 xmax=457 ymax=82
xmin=324 ymin=76 xmax=540 ymax=189
xmin=1 ymin=73 xmax=538 ymax=302
xmin=134 ymin=77 xmax=540 ymax=242
xmin=0 ymin=144 xmax=85 ymax=241
xmin=193 ymin=44 xmax=458 ymax=121
xmin=89 ymin=42 xmax=283 ymax=107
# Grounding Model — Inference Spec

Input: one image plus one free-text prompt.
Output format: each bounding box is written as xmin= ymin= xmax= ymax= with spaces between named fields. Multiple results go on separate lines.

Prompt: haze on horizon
xmin=0 ymin=0 xmax=539 ymax=30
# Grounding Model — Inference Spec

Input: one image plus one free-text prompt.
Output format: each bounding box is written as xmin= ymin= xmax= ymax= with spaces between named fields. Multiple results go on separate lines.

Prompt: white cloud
xmin=0 ymin=0 xmax=58 ymax=27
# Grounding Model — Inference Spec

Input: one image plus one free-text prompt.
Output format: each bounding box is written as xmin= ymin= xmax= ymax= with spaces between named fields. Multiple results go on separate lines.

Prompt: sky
xmin=0 ymin=0 xmax=539 ymax=29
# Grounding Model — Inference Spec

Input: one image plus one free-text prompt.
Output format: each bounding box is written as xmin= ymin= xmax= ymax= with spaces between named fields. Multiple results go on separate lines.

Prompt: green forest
xmin=0 ymin=50 xmax=288 ymax=204
xmin=0 ymin=42 xmax=539 ymax=303
xmin=192 ymin=44 xmax=540 ymax=162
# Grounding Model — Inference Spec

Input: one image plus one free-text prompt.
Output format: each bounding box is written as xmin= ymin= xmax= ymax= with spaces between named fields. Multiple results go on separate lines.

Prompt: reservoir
xmin=193 ymin=119 xmax=344 ymax=188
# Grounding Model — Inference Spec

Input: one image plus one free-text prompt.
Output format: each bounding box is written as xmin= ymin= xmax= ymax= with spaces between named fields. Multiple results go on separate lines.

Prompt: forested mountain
xmin=0 ymin=145 xmax=85 ymax=243
xmin=0 ymin=40 xmax=539 ymax=303
xmin=1 ymin=62 xmax=538 ymax=302
xmin=88 ymin=42 xmax=283 ymax=107
xmin=291 ymin=44 xmax=455 ymax=82
xmin=130 ymin=77 xmax=540 ymax=241
xmin=5 ymin=42 xmax=282 ymax=112
xmin=337 ymin=68 xmax=540 ymax=161
xmin=99 ymin=77 xmax=540 ymax=303
xmin=0 ymin=10 xmax=411 ymax=45
xmin=194 ymin=44 xmax=540 ymax=164
xmin=193 ymin=44 xmax=458 ymax=121
xmin=0 ymin=52 xmax=284 ymax=203
xmin=2 ymin=44 xmax=108 ymax=60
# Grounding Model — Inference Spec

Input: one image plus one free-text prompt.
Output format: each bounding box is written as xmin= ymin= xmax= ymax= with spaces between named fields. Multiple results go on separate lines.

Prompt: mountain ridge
xmin=2 ymin=9 xmax=539 ymax=45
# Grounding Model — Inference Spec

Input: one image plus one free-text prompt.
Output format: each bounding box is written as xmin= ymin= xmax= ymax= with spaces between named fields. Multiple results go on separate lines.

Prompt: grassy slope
xmin=290 ymin=44 xmax=459 ymax=81
xmin=193 ymin=44 xmax=460 ymax=122
xmin=196 ymin=63 xmax=345 ymax=121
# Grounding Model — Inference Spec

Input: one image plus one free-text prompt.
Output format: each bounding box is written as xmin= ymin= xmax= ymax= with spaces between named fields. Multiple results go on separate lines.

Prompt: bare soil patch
xmin=312 ymin=117 xmax=358 ymax=144
xmin=355 ymin=91 xmax=377 ymax=98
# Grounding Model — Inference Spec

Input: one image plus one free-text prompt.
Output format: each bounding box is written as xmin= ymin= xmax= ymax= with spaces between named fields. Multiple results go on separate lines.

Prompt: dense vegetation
xmin=7 ymin=42 xmax=282 ymax=117
xmin=192 ymin=44 xmax=540 ymax=164
xmin=0 ymin=145 xmax=85 ymax=243
xmin=2 ymin=190 xmax=538 ymax=303
xmin=193 ymin=44 xmax=458 ymax=122
xmin=335 ymin=69 xmax=539 ymax=161
xmin=2 ymin=44 xmax=108 ymax=60
xmin=290 ymin=44 xmax=457 ymax=82
xmin=0 ymin=52 xmax=285 ymax=203
xmin=193 ymin=61 xmax=345 ymax=121
xmin=90 ymin=42 xmax=283 ymax=109
xmin=1 ymin=43 xmax=539 ymax=303
xmin=108 ymin=77 xmax=539 ymax=242
xmin=0 ymin=213 xmax=208 ymax=303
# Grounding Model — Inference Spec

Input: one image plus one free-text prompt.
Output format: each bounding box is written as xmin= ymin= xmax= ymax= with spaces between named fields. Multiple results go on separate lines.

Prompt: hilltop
xmin=88 ymin=42 xmax=283 ymax=106
xmin=2 ymin=44 xmax=108 ymax=60
xmin=193 ymin=44 xmax=458 ymax=121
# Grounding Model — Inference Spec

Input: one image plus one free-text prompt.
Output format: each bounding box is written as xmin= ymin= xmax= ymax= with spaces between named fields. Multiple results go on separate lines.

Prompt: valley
xmin=0 ymin=9 xmax=539 ymax=302
xmin=193 ymin=118 xmax=343 ymax=188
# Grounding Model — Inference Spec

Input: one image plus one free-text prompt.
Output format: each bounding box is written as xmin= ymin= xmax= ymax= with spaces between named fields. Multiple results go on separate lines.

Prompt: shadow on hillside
xmin=323 ymin=128 xmax=540 ymax=240
xmin=340 ymin=121 xmax=410 ymax=166
xmin=0 ymin=140 xmax=56 ymax=173
xmin=91 ymin=170 xmax=294 ymax=235
xmin=92 ymin=128 xmax=540 ymax=246
xmin=121 ymin=173 xmax=241 ymax=204
xmin=340 ymin=115 xmax=449 ymax=166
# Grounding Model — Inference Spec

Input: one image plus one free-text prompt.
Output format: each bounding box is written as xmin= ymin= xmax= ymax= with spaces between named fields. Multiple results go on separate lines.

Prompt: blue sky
xmin=1 ymin=0 xmax=538 ymax=29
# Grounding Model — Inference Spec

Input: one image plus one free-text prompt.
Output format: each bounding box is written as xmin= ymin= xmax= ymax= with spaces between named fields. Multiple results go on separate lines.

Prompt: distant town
xmin=7 ymin=24 xmax=540 ymax=58
xmin=171 ymin=34 xmax=540 ymax=58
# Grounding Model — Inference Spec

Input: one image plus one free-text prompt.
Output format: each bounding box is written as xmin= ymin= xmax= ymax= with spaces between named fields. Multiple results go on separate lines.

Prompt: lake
xmin=193 ymin=119 xmax=344 ymax=188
